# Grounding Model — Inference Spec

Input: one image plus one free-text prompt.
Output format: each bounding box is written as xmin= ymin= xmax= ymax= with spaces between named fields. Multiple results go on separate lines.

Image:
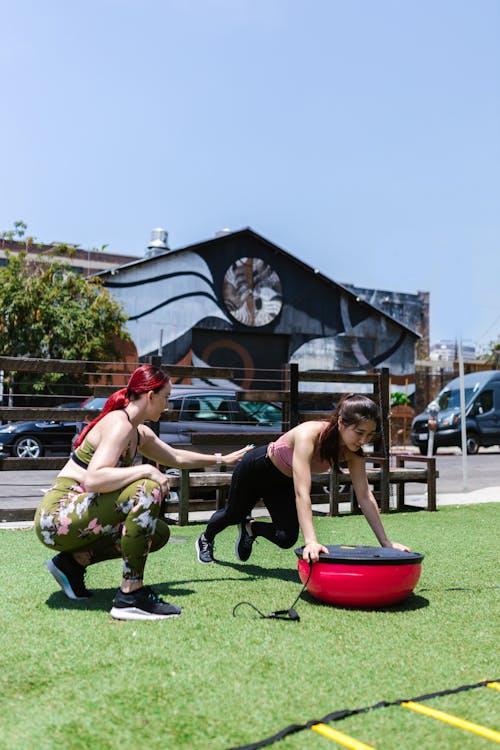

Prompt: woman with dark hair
xmin=35 ymin=365 xmax=252 ymax=620
xmin=196 ymin=393 xmax=409 ymax=565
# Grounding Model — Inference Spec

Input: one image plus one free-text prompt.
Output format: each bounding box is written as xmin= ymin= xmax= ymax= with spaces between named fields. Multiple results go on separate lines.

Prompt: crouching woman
xmin=35 ymin=365 xmax=250 ymax=621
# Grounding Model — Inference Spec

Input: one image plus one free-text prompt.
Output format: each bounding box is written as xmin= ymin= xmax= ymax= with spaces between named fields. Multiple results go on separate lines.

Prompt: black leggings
xmin=204 ymin=445 xmax=298 ymax=549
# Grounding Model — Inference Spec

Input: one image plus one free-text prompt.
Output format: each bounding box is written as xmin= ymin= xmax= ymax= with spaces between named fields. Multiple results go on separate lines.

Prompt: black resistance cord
xmin=232 ymin=561 xmax=313 ymax=622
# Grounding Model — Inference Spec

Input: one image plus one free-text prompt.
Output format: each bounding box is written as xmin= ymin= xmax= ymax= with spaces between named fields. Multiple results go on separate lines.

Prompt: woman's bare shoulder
xmin=91 ymin=410 xmax=131 ymax=439
xmin=290 ymin=420 xmax=325 ymax=442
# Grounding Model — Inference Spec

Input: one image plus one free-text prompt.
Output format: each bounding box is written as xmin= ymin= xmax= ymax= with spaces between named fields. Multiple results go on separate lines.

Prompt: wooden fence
xmin=0 ymin=357 xmax=437 ymax=523
xmin=0 ymin=356 xmax=391 ymax=462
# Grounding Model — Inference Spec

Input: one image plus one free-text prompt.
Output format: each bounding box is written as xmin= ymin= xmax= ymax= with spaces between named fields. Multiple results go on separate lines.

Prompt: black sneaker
xmin=46 ymin=552 xmax=92 ymax=600
xmin=195 ymin=534 xmax=215 ymax=564
xmin=109 ymin=586 xmax=182 ymax=621
xmin=235 ymin=519 xmax=255 ymax=562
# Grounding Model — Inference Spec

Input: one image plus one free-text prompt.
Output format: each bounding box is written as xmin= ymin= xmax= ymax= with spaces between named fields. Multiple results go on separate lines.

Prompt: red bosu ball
xmin=295 ymin=545 xmax=424 ymax=608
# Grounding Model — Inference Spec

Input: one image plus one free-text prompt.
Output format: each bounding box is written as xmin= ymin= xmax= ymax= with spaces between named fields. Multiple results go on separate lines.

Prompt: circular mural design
xmin=222 ymin=257 xmax=283 ymax=327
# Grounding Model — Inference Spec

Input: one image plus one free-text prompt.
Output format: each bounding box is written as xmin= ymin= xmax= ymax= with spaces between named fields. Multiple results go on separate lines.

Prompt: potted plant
xmin=390 ymin=392 xmax=415 ymax=447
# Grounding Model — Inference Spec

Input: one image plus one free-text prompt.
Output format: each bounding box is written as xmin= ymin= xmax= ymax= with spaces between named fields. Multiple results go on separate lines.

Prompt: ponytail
xmin=73 ymin=365 xmax=170 ymax=449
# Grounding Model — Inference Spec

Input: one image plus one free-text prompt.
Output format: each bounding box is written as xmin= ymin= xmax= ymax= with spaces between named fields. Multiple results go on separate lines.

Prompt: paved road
xmin=421 ymin=449 xmax=500 ymax=494
xmin=390 ymin=448 xmax=500 ymax=508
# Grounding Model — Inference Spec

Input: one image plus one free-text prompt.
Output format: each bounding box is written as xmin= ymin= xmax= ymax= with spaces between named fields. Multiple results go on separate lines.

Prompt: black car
xmin=0 ymin=398 xmax=105 ymax=458
xmin=162 ymin=385 xmax=283 ymax=444
xmin=0 ymin=387 xmax=282 ymax=458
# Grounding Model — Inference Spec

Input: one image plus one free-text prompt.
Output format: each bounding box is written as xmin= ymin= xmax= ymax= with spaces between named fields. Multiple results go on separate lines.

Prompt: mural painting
xmin=101 ymin=229 xmax=417 ymax=387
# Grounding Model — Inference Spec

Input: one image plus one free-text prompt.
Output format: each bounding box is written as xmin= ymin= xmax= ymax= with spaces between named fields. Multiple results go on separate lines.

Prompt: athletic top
xmin=267 ymin=421 xmax=332 ymax=478
xmin=70 ymin=410 xmax=140 ymax=468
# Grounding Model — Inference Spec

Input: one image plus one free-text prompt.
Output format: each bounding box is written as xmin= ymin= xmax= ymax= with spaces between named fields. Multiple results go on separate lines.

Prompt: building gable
xmin=99 ymin=227 xmax=419 ymax=380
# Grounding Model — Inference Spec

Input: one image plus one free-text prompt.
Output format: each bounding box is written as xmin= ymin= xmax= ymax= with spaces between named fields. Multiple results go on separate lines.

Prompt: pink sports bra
xmin=267 ymin=422 xmax=332 ymax=478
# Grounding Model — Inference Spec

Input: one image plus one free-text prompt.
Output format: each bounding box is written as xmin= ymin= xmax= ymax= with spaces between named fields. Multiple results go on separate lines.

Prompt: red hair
xmin=73 ymin=365 xmax=170 ymax=449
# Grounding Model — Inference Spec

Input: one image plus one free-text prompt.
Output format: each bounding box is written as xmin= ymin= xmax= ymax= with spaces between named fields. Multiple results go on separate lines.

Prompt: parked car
xmin=411 ymin=370 xmax=500 ymax=454
xmin=162 ymin=385 xmax=283 ymax=444
xmin=0 ymin=385 xmax=283 ymax=458
xmin=0 ymin=398 xmax=104 ymax=458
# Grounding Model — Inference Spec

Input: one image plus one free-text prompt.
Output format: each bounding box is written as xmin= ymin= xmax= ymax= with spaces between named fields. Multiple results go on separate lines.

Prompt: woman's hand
xmin=383 ymin=540 xmax=411 ymax=552
xmin=302 ymin=541 xmax=329 ymax=563
xmin=222 ymin=444 xmax=255 ymax=466
xmin=147 ymin=465 xmax=171 ymax=498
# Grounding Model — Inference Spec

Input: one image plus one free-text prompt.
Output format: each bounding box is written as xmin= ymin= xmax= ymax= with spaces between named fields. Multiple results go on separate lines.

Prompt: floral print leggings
xmin=35 ymin=476 xmax=170 ymax=582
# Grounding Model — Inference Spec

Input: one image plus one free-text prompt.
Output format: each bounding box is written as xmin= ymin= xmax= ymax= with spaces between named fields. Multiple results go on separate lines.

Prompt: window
xmin=239 ymin=401 xmax=282 ymax=425
xmin=182 ymin=394 xmax=236 ymax=422
xmin=475 ymin=390 xmax=493 ymax=415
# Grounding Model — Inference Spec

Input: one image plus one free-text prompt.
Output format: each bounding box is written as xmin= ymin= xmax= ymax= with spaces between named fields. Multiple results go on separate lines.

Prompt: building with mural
xmin=342 ymin=283 xmax=429 ymax=361
xmin=97 ymin=228 xmax=421 ymax=389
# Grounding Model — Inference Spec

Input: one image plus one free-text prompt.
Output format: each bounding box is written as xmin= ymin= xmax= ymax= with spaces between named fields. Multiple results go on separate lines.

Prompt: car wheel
xmin=466 ymin=433 xmax=479 ymax=455
xmin=13 ymin=436 xmax=44 ymax=458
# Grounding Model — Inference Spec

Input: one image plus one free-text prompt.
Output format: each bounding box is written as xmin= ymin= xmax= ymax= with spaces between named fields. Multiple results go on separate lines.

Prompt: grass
xmin=0 ymin=504 xmax=498 ymax=750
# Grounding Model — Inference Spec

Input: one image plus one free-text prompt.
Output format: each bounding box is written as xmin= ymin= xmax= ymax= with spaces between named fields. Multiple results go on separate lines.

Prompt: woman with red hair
xmin=35 ymin=365 xmax=251 ymax=621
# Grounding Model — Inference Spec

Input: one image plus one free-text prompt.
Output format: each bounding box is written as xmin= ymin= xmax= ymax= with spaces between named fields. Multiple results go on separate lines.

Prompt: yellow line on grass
xmin=487 ymin=682 xmax=500 ymax=691
xmin=401 ymin=701 xmax=500 ymax=743
xmin=311 ymin=723 xmax=375 ymax=749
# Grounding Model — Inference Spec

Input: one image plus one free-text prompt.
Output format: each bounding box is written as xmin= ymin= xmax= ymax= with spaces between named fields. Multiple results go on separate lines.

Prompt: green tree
xmin=481 ymin=337 xmax=500 ymax=366
xmin=0 ymin=226 xmax=131 ymax=397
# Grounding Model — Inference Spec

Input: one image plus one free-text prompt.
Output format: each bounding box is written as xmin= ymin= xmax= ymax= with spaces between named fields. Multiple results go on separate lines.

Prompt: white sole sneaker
xmin=109 ymin=606 xmax=182 ymax=621
xmin=46 ymin=558 xmax=87 ymax=600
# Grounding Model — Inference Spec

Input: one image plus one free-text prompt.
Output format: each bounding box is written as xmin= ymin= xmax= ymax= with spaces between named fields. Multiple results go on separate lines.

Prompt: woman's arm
xmin=292 ymin=424 xmax=330 ymax=562
xmin=138 ymin=425 xmax=253 ymax=469
xmin=347 ymin=453 xmax=410 ymax=551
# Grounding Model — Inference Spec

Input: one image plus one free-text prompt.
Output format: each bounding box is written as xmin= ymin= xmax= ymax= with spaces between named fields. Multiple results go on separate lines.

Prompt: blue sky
xmin=1 ymin=0 xmax=499 ymax=351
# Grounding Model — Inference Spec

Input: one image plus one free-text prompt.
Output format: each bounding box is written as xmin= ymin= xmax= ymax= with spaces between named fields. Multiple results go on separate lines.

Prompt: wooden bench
xmin=393 ymin=453 xmax=438 ymax=512
xmin=163 ymin=471 xmax=232 ymax=525
xmin=161 ymin=453 xmax=438 ymax=525
xmin=328 ymin=454 xmax=438 ymax=515
xmin=163 ymin=468 xmax=331 ymax=525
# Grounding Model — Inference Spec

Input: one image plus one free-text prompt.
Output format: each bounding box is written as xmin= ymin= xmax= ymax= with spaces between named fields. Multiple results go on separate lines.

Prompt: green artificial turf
xmin=0 ymin=504 xmax=498 ymax=750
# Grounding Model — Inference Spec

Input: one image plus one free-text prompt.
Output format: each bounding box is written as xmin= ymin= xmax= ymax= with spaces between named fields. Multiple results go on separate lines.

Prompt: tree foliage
xmin=390 ymin=391 xmax=411 ymax=407
xmin=481 ymin=338 xmax=500 ymax=366
xmin=0 ymin=224 xmax=131 ymax=395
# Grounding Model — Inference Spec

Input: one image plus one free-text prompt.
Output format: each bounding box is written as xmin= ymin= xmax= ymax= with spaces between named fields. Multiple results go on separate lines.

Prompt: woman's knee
xmin=120 ymin=479 xmax=163 ymax=515
xmin=140 ymin=478 xmax=163 ymax=497
xmin=274 ymin=528 xmax=299 ymax=549
xmin=150 ymin=520 xmax=170 ymax=552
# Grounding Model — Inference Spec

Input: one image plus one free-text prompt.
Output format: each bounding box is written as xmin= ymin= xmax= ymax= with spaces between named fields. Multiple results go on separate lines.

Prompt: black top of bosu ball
xmin=294 ymin=544 xmax=424 ymax=566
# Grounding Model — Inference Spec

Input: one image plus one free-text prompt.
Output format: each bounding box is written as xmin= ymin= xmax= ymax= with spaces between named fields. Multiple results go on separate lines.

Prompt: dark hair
xmin=319 ymin=393 xmax=380 ymax=469
xmin=73 ymin=365 xmax=170 ymax=448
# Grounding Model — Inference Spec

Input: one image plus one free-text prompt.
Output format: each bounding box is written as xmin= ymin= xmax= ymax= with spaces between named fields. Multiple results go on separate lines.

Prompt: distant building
xmin=96 ymin=227 xmax=421 ymax=387
xmin=0 ymin=239 xmax=139 ymax=276
xmin=429 ymin=340 xmax=476 ymax=362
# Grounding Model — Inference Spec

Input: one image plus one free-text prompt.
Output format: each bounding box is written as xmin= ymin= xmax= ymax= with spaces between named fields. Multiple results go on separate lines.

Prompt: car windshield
xmin=168 ymin=393 xmax=282 ymax=425
xmin=435 ymin=387 xmax=476 ymax=411
xmin=81 ymin=397 xmax=107 ymax=410
xmin=239 ymin=401 xmax=282 ymax=424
